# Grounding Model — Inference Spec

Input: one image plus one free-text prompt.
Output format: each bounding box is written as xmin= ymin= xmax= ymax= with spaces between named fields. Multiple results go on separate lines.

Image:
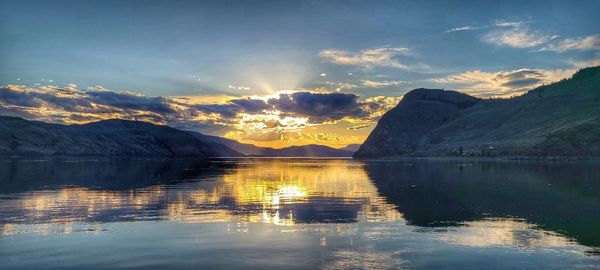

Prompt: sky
xmin=1 ymin=0 xmax=599 ymax=148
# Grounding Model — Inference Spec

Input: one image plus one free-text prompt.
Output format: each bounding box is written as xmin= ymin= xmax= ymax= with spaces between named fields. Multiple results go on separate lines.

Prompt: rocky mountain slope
xmin=339 ymin=144 xmax=361 ymax=152
xmin=355 ymin=66 xmax=600 ymax=157
xmin=0 ymin=117 xmax=241 ymax=157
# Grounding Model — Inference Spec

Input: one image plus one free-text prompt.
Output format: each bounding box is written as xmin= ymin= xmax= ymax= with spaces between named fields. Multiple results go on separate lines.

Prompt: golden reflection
xmin=439 ymin=218 xmax=573 ymax=249
xmin=0 ymin=158 xmax=583 ymax=255
xmin=1 ymin=224 xmax=16 ymax=235
xmin=0 ymin=159 xmax=401 ymax=234
xmin=216 ymin=159 xmax=402 ymax=225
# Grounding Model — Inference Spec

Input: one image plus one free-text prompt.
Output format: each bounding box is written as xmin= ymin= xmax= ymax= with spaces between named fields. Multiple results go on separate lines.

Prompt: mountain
xmin=188 ymin=131 xmax=266 ymax=155
xmin=355 ymin=66 xmax=600 ymax=158
xmin=339 ymin=144 xmax=361 ymax=152
xmin=188 ymin=131 xmax=353 ymax=157
xmin=0 ymin=117 xmax=242 ymax=157
xmin=255 ymin=144 xmax=353 ymax=157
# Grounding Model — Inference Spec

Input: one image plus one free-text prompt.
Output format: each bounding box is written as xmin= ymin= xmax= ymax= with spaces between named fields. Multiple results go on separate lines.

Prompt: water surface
xmin=1 ymin=158 xmax=599 ymax=269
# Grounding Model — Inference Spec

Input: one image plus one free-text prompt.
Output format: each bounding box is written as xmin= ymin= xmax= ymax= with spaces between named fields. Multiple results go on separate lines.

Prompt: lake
xmin=0 ymin=158 xmax=599 ymax=269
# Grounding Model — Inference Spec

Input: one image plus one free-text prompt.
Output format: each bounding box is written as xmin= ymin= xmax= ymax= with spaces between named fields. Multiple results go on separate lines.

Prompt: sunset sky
xmin=1 ymin=0 xmax=599 ymax=148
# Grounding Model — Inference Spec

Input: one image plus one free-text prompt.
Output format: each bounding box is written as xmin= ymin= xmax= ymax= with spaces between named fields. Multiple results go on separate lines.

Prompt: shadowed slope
xmin=355 ymin=66 xmax=600 ymax=157
xmin=0 ymin=117 xmax=241 ymax=157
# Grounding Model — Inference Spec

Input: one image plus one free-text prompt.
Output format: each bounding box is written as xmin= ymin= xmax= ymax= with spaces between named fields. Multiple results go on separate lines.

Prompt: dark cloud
xmin=496 ymin=69 xmax=545 ymax=88
xmin=191 ymin=98 xmax=271 ymax=118
xmin=495 ymin=69 xmax=544 ymax=80
xmin=268 ymin=92 xmax=368 ymax=122
xmin=0 ymin=85 xmax=192 ymax=128
xmin=229 ymin=98 xmax=271 ymax=112
xmin=0 ymin=85 xmax=397 ymax=135
xmin=0 ymin=87 xmax=43 ymax=107
xmin=501 ymin=77 xmax=543 ymax=88
xmin=87 ymin=91 xmax=174 ymax=114
xmin=193 ymin=104 xmax=241 ymax=118
xmin=0 ymin=86 xmax=96 ymax=112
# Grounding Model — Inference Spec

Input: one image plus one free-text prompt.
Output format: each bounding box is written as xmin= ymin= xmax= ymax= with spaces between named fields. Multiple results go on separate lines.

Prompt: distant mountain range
xmin=355 ymin=66 xmax=600 ymax=157
xmin=189 ymin=131 xmax=354 ymax=157
xmin=0 ymin=116 xmax=353 ymax=157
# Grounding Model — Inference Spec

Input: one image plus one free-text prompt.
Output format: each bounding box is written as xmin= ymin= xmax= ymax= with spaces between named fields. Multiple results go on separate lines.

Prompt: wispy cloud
xmin=445 ymin=25 xmax=486 ymax=33
xmin=346 ymin=123 xmax=372 ymax=130
xmin=430 ymin=68 xmax=575 ymax=98
xmin=323 ymin=79 xmax=409 ymax=90
xmin=319 ymin=47 xmax=411 ymax=69
xmin=452 ymin=19 xmax=600 ymax=53
xmin=568 ymin=55 xmax=600 ymax=68
xmin=444 ymin=20 xmax=524 ymax=33
xmin=227 ymin=84 xmax=251 ymax=90
xmin=360 ymin=80 xmax=409 ymax=88
xmin=538 ymin=34 xmax=600 ymax=52
xmin=483 ymin=28 xmax=558 ymax=48
xmin=494 ymin=20 xmax=526 ymax=28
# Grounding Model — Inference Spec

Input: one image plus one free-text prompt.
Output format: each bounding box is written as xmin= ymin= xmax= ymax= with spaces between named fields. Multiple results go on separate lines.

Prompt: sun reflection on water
xmin=0 ymin=158 xmax=588 ymax=253
xmin=0 ymin=159 xmax=401 ymax=233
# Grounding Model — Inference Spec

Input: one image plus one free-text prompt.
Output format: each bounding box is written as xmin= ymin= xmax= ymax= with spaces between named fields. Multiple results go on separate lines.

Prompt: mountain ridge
xmin=0 ymin=116 xmax=242 ymax=157
xmin=188 ymin=131 xmax=353 ymax=157
xmin=0 ymin=116 xmax=352 ymax=157
xmin=355 ymin=66 xmax=600 ymax=158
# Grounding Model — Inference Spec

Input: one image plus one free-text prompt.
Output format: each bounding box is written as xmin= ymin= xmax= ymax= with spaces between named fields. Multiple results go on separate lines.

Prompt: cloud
xmin=445 ymin=21 xmax=524 ymax=33
xmin=229 ymin=98 xmax=271 ymax=113
xmin=227 ymin=84 xmax=251 ymax=90
xmin=449 ymin=20 xmax=578 ymax=50
xmin=360 ymin=96 xmax=402 ymax=118
xmin=347 ymin=123 xmax=371 ymax=130
xmin=494 ymin=21 xmax=526 ymax=28
xmin=0 ymin=85 xmax=185 ymax=124
xmin=188 ymin=98 xmax=271 ymax=118
xmin=226 ymin=128 xmax=346 ymax=145
xmin=322 ymin=79 xmax=409 ymax=90
xmin=538 ymin=34 xmax=600 ymax=52
xmin=234 ymin=130 xmax=283 ymax=142
xmin=568 ymin=55 xmax=600 ymax=68
xmin=0 ymin=84 xmax=399 ymax=140
xmin=483 ymin=28 xmax=558 ymax=48
xmin=360 ymin=80 xmax=409 ymax=88
xmin=467 ymin=19 xmax=599 ymax=53
xmin=430 ymin=68 xmax=575 ymax=98
xmin=268 ymin=92 xmax=369 ymax=122
xmin=87 ymin=91 xmax=175 ymax=114
xmin=445 ymin=26 xmax=486 ymax=33
xmin=191 ymin=103 xmax=243 ymax=118
xmin=319 ymin=47 xmax=411 ymax=69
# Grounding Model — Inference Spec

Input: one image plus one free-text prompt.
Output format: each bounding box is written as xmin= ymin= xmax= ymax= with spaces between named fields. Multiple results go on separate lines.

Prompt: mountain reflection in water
xmin=363 ymin=160 xmax=600 ymax=247
xmin=1 ymin=158 xmax=599 ymax=269
xmin=0 ymin=158 xmax=399 ymax=228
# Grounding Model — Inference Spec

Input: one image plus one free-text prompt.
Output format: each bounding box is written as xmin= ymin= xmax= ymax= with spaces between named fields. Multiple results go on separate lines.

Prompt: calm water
xmin=1 ymin=158 xmax=599 ymax=269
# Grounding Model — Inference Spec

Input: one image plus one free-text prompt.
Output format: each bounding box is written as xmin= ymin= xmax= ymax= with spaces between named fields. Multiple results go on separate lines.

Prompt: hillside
xmin=0 ymin=117 xmax=242 ymax=157
xmin=256 ymin=144 xmax=353 ymax=157
xmin=189 ymin=131 xmax=266 ymax=155
xmin=339 ymin=144 xmax=361 ymax=152
xmin=189 ymin=132 xmax=353 ymax=157
xmin=355 ymin=66 xmax=600 ymax=157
